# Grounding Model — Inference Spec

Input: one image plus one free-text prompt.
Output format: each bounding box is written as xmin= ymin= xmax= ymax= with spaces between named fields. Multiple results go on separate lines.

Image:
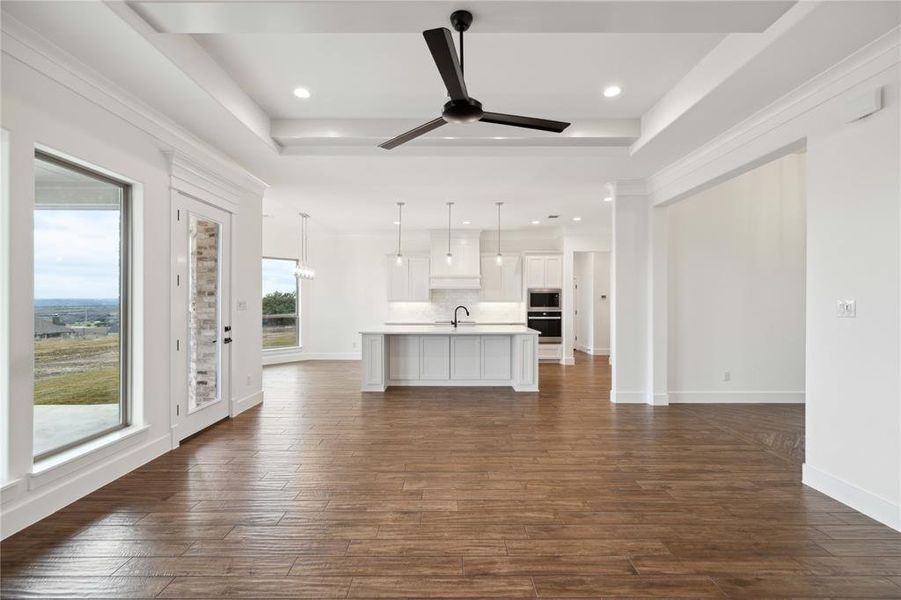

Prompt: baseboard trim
xmin=650 ymin=393 xmax=670 ymax=406
xmin=803 ymin=464 xmax=900 ymax=532
xmin=1 ymin=434 xmax=171 ymax=539
xmin=668 ymin=391 xmax=805 ymax=404
xmin=560 ymin=357 xmax=575 ymax=366
xmin=574 ymin=346 xmax=610 ymax=356
xmin=610 ymin=391 xmax=648 ymax=404
xmin=302 ymin=352 xmax=361 ymax=361
xmin=263 ymin=352 xmax=361 ymax=366
xmin=233 ymin=390 xmax=263 ymax=416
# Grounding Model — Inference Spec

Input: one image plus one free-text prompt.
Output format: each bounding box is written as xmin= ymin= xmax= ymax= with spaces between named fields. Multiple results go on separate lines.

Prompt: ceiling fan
xmin=379 ymin=10 xmax=571 ymax=150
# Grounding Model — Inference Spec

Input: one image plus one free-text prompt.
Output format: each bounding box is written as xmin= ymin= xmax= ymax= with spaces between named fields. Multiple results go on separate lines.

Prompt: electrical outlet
xmin=352 ymin=341 xmax=358 ymax=349
xmin=837 ymin=299 xmax=856 ymax=318
xmin=237 ymin=300 xmax=248 ymax=311
xmin=723 ymin=371 xmax=731 ymax=382
xmin=246 ymin=374 xmax=252 ymax=386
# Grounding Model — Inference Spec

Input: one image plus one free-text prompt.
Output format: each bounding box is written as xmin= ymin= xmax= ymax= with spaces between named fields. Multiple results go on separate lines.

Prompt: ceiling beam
xmin=130 ymin=1 xmax=795 ymax=34
xmin=107 ymin=1 xmax=279 ymax=152
xmin=630 ymin=1 xmax=901 ymax=160
xmin=272 ymin=118 xmax=639 ymax=140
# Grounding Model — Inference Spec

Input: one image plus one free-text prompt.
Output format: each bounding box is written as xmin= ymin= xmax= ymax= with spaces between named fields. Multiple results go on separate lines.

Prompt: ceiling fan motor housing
xmin=443 ymin=98 xmax=483 ymax=123
xmin=450 ymin=10 xmax=473 ymax=32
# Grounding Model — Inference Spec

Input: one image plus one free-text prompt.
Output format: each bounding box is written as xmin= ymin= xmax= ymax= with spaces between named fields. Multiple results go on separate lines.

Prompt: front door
xmin=177 ymin=196 xmax=231 ymax=440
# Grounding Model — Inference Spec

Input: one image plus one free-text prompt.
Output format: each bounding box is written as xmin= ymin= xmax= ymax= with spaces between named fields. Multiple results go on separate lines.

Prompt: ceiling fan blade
xmin=480 ymin=112 xmax=571 ymax=133
xmin=379 ymin=117 xmax=447 ymax=150
xmin=423 ymin=28 xmax=468 ymax=101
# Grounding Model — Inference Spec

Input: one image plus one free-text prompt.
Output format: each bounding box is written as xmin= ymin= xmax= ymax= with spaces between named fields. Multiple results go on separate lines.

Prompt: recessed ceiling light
xmin=462 ymin=220 xmax=471 ymax=225
xmin=572 ymin=216 xmax=582 ymax=221
xmin=293 ymin=87 xmax=311 ymax=99
xmin=531 ymin=220 xmax=540 ymax=225
xmin=603 ymin=196 xmax=613 ymax=202
xmin=603 ymin=85 xmax=622 ymax=98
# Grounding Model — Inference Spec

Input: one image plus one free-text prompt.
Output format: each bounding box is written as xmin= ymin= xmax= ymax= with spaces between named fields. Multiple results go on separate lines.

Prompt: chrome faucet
xmin=452 ymin=305 xmax=470 ymax=328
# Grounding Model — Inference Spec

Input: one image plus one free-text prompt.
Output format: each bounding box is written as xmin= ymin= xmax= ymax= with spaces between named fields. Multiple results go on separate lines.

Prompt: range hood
xmin=429 ymin=230 xmax=481 ymax=289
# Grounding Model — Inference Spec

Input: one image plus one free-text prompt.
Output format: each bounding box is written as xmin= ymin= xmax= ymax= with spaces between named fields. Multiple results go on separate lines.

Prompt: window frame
xmin=261 ymin=256 xmax=300 ymax=351
xmin=32 ymin=151 xmax=131 ymax=461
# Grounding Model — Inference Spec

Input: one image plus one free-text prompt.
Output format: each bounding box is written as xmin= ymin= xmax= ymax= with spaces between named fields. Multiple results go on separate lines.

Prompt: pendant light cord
xmin=396 ymin=202 xmax=404 ymax=256
xmin=497 ymin=202 xmax=501 ymax=255
xmin=447 ymin=202 xmax=452 ymax=255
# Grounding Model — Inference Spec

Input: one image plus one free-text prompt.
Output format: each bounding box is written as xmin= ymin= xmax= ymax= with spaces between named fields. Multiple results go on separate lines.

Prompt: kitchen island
xmin=360 ymin=325 xmax=539 ymax=392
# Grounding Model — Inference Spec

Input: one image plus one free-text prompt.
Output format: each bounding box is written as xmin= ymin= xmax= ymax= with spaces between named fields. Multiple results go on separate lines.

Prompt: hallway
xmin=2 ymin=355 xmax=900 ymax=598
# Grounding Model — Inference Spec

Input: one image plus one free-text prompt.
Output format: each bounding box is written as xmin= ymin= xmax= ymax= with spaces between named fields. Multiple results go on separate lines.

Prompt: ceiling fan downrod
xmin=450 ymin=10 xmax=472 ymax=77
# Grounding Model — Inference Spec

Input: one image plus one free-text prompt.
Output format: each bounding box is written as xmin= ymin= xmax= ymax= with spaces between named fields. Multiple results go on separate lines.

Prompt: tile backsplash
xmin=387 ymin=289 xmax=525 ymax=323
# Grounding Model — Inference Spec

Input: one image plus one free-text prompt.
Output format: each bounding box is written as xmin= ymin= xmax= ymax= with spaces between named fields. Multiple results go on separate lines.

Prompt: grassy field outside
xmin=33 ymin=334 xmax=119 ymax=405
xmin=263 ymin=325 xmax=298 ymax=349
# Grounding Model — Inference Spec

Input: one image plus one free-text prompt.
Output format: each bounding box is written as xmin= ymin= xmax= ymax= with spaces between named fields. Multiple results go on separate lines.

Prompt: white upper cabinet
xmin=525 ymin=254 xmax=563 ymax=289
xmin=387 ymin=255 xmax=430 ymax=302
xmin=545 ymin=255 xmax=563 ymax=288
xmin=480 ymin=254 xmax=522 ymax=302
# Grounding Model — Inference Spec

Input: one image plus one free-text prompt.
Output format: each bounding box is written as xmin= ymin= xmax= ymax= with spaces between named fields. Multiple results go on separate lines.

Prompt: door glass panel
xmin=188 ymin=215 xmax=220 ymax=413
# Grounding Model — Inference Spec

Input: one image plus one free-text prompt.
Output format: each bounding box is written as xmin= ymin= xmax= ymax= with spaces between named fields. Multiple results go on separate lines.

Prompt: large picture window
xmin=32 ymin=152 xmax=129 ymax=458
xmin=262 ymin=258 xmax=299 ymax=349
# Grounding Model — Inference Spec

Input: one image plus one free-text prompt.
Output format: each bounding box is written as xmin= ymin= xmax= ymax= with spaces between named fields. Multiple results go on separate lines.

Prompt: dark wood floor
xmin=3 ymin=354 xmax=901 ymax=598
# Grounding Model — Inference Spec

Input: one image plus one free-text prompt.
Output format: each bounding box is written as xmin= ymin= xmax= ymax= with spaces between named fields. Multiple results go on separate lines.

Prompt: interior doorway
xmin=572 ymin=251 xmax=611 ymax=358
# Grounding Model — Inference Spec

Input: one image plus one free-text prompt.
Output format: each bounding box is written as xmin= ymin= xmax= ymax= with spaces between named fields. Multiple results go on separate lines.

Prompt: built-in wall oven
xmin=528 ymin=289 xmax=561 ymax=310
xmin=528 ymin=309 xmax=562 ymax=343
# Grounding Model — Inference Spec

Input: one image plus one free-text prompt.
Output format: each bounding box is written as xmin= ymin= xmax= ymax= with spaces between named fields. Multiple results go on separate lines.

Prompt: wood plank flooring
xmin=3 ymin=354 xmax=901 ymax=598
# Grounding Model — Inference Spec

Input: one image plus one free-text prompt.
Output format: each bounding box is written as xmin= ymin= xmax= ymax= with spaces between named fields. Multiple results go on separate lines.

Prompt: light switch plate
xmin=837 ymin=299 xmax=856 ymax=318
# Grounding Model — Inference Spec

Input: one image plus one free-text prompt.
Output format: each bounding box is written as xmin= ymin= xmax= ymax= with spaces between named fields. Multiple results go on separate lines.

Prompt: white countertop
xmin=385 ymin=321 xmax=526 ymax=326
xmin=361 ymin=325 xmax=539 ymax=336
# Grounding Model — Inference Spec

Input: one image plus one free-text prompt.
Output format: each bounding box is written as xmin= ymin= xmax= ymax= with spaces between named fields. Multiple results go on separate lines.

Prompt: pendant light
xmin=495 ymin=201 xmax=504 ymax=266
xmin=294 ymin=212 xmax=316 ymax=280
xmin=445 ymin=201 xmax=454 ymax=264
xmin=395 ymin=202 xmax=405 ymax=265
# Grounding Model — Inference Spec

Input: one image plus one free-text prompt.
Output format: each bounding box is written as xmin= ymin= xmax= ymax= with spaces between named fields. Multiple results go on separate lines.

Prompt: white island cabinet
xmin=360 ymin=326 xmax=539 ymax=392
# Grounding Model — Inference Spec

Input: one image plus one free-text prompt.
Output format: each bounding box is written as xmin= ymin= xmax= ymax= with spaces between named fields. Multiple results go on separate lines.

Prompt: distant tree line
xmin=262 ymin=291 xmax=296 ymax=316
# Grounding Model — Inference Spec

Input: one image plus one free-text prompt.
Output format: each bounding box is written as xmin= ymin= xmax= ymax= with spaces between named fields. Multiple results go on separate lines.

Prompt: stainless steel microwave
xmin=528 ymin=289 xmax=561 ymax=311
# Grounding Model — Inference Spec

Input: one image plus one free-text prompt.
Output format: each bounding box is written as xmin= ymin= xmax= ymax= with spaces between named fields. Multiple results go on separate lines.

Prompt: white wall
xmin=666 ymin=152 xmax=806 ymax=403
xmin=805 ymin=81 xmax=900 ymax=529
xmin=1 ymin=41 xmax=263 ymax=537
xmin=638 ymin=33 xmax=900 ymax=529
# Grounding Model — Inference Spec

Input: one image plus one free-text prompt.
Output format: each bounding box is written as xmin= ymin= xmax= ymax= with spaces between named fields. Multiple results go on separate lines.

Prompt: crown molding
xmin=647 ymin=26 xmax=901 ymax=206
xmin=1 ymin=13 xmax=268 ymax=198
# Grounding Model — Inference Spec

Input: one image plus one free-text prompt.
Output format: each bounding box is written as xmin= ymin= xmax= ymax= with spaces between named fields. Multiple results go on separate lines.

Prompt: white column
xmin=649 ymin=205 xmax=669 ymax=406
xmin=610 ymin=182 xmax=650 ymax=403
